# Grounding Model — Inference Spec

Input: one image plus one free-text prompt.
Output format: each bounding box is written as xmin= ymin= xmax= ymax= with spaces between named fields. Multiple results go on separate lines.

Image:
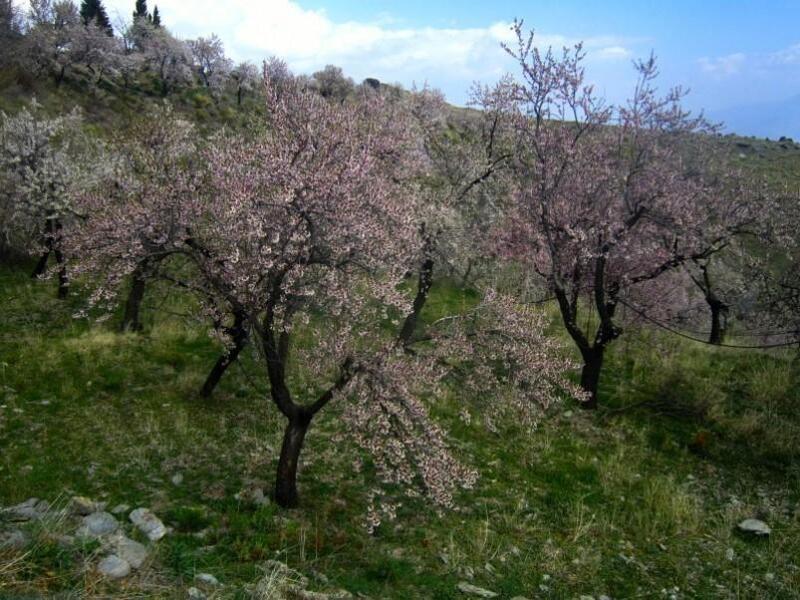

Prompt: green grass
xmin=1 ymin=264 xmax=799 ymax=599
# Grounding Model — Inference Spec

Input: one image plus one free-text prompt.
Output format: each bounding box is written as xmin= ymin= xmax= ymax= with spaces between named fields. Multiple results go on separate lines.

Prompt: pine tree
xmin=151 ymin=5 xmax=161 ymax=27
xmin=133 ymin=0 xmax=148 ymax=21
xmin=80 ymin=0 xmax=113 ymax=36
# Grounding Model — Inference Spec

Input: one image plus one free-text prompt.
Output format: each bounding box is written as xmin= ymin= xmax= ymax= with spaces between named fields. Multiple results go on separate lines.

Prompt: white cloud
xmin=698 ymin=52 xmax=746 ymax=77
xmin=769 ymin=42 xmax=800 ymax=65
xmin=698 ymin=41 xmax=800 ymax=78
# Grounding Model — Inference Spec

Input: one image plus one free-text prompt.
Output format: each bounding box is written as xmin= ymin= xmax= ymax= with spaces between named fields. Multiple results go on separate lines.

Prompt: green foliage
xmin=0 ymin=264 xmax=798 ymax=597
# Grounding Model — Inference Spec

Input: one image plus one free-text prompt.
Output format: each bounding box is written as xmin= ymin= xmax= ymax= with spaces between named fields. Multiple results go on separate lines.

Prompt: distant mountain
xmin=710 ymin=95 xmax=800 ymax=140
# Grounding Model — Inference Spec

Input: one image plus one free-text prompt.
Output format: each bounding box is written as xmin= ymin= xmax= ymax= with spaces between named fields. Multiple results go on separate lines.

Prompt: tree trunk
xmin=121 ymin=265 xmax=147 ymax=332
xmin=54 ymin=246 xmax=68 ymax=299
xmin=53 ymin=220 xmax=68 ymax=299
xmin=31 ymin=250 xmax=50 ymax=278
xmin=399 ymin=256 xmax=434 ymax=346
xmin=579 ymin=347 xmax=605 ymax=410
xmin=708 ymin=298 xmax=729 ymax=345
xmin=32 ymin=219 xmax=54 ymax=279
xmin=200 ymin=312 xmax=248 ymax=397
xmin=274 ymin=413 xmax=312 ymax=508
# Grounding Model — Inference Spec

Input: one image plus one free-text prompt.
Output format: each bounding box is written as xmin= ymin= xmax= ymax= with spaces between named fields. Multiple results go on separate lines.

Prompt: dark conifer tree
xmin=133 ymin=0 xmax=149 ymax=21
xmin=80 ymin=0 xmax=113 ymax=35
xmin=152 ymin=6 xmax=161 ymax=27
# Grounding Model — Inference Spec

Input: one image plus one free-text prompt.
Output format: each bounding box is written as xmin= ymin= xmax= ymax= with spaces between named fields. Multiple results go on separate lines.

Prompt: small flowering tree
xmin=131 ymin=19 xmax=192 ymax=96
xmin=66 ymin=104 xmax=200 ymax=330
xmin=188 ymin=34 xmax=231 ymax=94
xmin=184 ymin=75 xmax=578 ymax=513
xmin=229 ymin=60 xmax=260 ymax=106
xmin=397 ymin=84 xmax=513 ymax=347
xmin=491 ymin=22 xmax=754 ymax=407
xmin=0 ymin=100 xmax=100 ymax=297
xmin=188 ymin=76 xmax=430 ymax=508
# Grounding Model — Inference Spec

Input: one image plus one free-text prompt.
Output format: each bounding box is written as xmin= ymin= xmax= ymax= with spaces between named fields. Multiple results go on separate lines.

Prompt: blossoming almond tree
xmin=0 ymin=100 xmax=101 ymax=297
xmin=491 ymin=21 xmax=754 ymax=408
xmin=65 ymin=70 xmax=579 ymax=519
xmin=66 ymin=104 xmax=201 ymax=330
xmin=397 ymin=84 xmax=514 ymax=348
xmin=186 ymin=75 xmax=460 ymax=508
xmin=187 ymin=75 xmax=579 ymax=513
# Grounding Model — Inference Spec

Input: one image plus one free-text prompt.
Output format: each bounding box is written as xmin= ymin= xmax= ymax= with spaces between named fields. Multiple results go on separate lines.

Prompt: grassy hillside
xmin=1 ymin=264 xmax=798 ymax=599
xmin=2 ymin=64 xmax=800 ymax=599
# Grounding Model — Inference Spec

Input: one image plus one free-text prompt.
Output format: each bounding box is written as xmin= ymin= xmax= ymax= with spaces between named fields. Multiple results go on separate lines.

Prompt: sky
xmin=45 ymin=0 xmax=800 ymax=137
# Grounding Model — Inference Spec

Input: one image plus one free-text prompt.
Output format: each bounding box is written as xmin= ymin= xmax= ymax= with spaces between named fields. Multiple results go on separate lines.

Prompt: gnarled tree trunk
xmin=398 ymin=254 xmax=434 ymax=347
xmin=274 ymin=412 xmax=312 ymax=508
xmin=579 ymin=346 xmax=605 ymax=410
xmin=707 ymin=297 xmax=729 ymax=345
xmin=121 ymin=263 xmax=148 ymax=332
xmin=200 ymin=310 xmax=249 ymax=397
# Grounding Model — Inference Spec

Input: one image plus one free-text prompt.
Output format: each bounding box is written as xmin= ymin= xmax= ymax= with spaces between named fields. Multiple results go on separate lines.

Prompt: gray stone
xmin=195 ymin=572 xmax=220 ymax=586
xmin=737 ymin=518 xmax=771 ymax=536
xmin=97 ymin=554 xmax=131 ymax=579
xmin=0 ymin=529 xmax=29 ymax=549
xmin=111 ymin=534 xmax=148 ymax=569
xmin=77 ymin=512 xmax=119 ymax=538
xmin=235 ymin=484 xmax=269 ymax=507
xmin=129 ymin=507 xmax=167 ymax=541
xmin=172 ymin=473 xmax=184 ymax=486
xmin=187 ymin=587 xmax=207 ymax=600
xmin=2 ymin=498 xmax=47 ymax=521
xmin=456 ymin=582 xmax=498 ymax=598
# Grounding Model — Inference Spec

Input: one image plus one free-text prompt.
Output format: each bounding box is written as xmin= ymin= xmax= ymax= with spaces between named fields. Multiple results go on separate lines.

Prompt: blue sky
xmin=98 ymin=0 xmax=800 ymax=137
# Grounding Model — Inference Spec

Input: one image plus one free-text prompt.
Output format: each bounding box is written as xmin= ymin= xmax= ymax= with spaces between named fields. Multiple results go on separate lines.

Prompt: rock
xmin=737 ymin=518 xmax=771 ymax=537
xmin=77 ymin=512 xmax=119 ymax=538
xmin=70 ymin=496 xmax=101 ymax=516
xmin=172 ymin=473 xmax=184 ymax=486
xmin=111 ymin=504 xmax=130 ymax=515
xmin=0 ymin=529 xmax=29 ymax=549
xmin=456 ymin=582 xmax=498 ymax=598
xmin=195 ymin=572 xmax=220 ymax=586
xmin=2 ymin=498 xmax=48 ymax=521
xmin=111 ymin=534 xmax=148 ymax=569
xmin=235 ymin=484 xmax=269 ymax=507
xmin=130 ymin=507 xmax=167 ymax=541
xmin=97 ymin=554 xmax=131 ymax=579
xmin=187 ymin=588 xmax=207 ymax=600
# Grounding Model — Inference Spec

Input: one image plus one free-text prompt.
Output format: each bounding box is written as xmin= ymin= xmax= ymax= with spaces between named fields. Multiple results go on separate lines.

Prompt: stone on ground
xmin=737 ymin=518 xmax=771 ymax=536
xmin=77 ymin=511 xmax=119 ymax=538
xmin=97 ymin=554 xmax=131 ymax=579
xmin=457 ymin=582 xmax=499 ymax=598
xmin=187 ymin=587 xmax=207 ymax=600
xmin=109 ymin=533 xmax=148 ymax=569
xmin=195 ymin=572 xmax=220 ymax=586
xmin=129 ymin=507 xmax=167 ymax=541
